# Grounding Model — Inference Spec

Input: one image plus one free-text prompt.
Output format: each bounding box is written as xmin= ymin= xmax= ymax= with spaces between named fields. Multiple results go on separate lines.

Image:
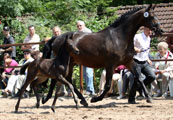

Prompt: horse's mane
xmin=110 ymin=6 xmax=145 ymax=28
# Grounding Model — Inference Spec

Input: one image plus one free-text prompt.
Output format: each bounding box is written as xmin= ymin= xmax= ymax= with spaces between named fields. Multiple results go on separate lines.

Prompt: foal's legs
xmin=51 ymin=74 xmax=78 ymax=112
xmin=31 ymin=77 xmax=48 ymax=108
xmin=42 ymin=79 xmax=57 ymax=104
xmin=15 ymin=71 xmax=37 ymax=113
xmin=51 ymin=81 xmax=63 ymax=112
xmin=91 ymin=66 xmax=114 ymax=102
xmin=41 ymin=63 xmax=88 ymax=107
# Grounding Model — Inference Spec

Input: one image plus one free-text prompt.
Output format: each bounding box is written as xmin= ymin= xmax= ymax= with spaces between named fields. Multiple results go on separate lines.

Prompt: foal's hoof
xmin=146 ymin=97 xmax=152 ymax=103
xmin=36 ymin=103 xmax=40 ymax=108
xmin=15 ymin=106 xmax=18 ymax=113
xmin=51 ymin=107 xmax=55 ymax=113
xmin=91 ymin=96 xmax=98 ymax=103
xmin=42 ymin=97 xmax=47 ymax=104
xmin=80 ymin=100 xmax=88 ymax=107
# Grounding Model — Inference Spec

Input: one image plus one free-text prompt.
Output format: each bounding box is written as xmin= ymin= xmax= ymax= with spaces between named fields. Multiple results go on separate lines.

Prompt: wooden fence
xmin=0 ymin=32 xmax=173 ymax=94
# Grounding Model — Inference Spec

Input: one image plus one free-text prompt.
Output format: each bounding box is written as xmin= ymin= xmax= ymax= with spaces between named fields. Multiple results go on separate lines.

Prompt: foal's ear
xmin=145 ymin=4 xmax=152 ymax=12
xmin=152 ymin=4 xmax=156 ymax=10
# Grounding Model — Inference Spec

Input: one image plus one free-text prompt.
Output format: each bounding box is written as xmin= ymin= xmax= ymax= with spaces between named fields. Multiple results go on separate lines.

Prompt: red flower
xmin=0 ymin=21 xmax=1 ymax=24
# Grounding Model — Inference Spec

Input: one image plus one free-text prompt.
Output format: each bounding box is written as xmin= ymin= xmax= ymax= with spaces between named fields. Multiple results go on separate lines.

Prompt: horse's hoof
xmin=51 ymin=106 xmax=55 ymax=113
xmin=80 ymin=100 xmax=88 ymax=107
xmin=91 ymin=96 xmax=98 ymax=103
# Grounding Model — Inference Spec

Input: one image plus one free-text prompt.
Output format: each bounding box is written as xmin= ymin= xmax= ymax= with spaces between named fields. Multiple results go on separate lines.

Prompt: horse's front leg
xmin=91 ymin=66 xmax=114 ymax=103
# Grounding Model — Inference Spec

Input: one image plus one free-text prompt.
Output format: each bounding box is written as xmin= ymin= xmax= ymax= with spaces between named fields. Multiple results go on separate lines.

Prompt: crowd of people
xmin=0 ymin=21 xmax=173 ymax=105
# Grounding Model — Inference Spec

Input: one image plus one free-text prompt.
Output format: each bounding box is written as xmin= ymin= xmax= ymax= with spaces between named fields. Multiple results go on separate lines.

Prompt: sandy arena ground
xmin=0 ymin=95 xmax=173 ymax=120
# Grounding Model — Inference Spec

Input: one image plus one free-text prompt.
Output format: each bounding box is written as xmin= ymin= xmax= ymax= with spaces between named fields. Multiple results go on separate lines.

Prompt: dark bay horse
xmin=47 ymin=4 xmax=163 ymax=104
xmin=15 ymin=37 xmax=84 ymax=113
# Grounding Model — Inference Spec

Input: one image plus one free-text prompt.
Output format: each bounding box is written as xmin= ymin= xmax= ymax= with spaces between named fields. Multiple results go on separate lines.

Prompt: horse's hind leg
xmin=66 ymin=64 xmax=88 ymax=107
xmin=42 ymin=79 xmax=57 ymax=104
xmin=15 ymin=73 xmax=37 ymax=113
xmin=91 ymin=66 xmax=114 ymax=103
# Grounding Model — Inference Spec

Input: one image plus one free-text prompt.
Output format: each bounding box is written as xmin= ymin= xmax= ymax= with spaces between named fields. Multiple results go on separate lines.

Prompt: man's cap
xmin=3 ymin=26 xmax=10 ymax=31
xmin=23 ymin=49 xmax=31 ymax=53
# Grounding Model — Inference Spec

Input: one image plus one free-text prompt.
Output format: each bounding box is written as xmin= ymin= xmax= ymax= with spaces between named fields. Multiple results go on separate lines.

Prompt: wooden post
xmin=80 ymin=65 xmax=83 ymax=94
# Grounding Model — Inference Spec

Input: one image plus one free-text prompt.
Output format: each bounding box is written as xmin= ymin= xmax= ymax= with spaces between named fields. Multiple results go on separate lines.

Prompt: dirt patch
xmin=0 ymin=96 xmax=173 ymax=120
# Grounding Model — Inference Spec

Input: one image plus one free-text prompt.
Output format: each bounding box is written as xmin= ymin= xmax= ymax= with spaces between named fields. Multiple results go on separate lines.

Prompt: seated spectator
xmin=1 ymin=49 xmax=34 ymax=97
xmin=152 ymin=42 xmax=173 ymax=98
xmin=0 ymin=53 xmax=18 ymax=89
xmin=99 ymin=65 xmax=126 ymax=98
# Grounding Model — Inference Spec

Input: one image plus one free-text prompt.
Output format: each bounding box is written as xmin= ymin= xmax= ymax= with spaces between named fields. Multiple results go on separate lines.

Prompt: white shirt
xmin=24 ymin=34 xmax=40 ymax=51
xmin=133 ymin=32 xmax=151 ymax=61
xmin=80 ymin=27 xmax=92 ymax=33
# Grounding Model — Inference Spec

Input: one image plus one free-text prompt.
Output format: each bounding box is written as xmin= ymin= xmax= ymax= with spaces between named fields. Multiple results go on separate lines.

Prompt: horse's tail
xmin=20 ymin=62 xmax=31 ymax=75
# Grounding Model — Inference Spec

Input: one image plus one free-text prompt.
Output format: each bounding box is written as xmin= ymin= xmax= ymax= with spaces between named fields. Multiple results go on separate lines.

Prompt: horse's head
xmin=143 ymin=4 xmax=163 ymax=36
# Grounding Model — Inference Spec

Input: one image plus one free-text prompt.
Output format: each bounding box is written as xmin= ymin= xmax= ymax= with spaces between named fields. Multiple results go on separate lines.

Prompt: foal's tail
xmin=20 ymin=62 xmax=31 ymax=75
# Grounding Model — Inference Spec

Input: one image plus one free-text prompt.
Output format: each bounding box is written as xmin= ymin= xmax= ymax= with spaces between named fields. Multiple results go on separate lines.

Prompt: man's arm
xmin=21 ymin=36 xmax=32 ymax=50
xmin=134 ymin=47 xmax=141 ymax=53
xmin=3 ymin=36 xmax=15 ymax=51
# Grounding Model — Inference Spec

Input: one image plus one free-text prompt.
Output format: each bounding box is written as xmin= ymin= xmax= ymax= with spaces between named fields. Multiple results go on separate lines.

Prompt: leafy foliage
xmin=0 ymin=0 xmax=170 ymax=90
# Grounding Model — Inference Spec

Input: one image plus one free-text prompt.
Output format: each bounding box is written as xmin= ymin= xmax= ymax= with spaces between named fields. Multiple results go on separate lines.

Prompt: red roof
xmin=116 ymin=3 xmax=173 ymax=41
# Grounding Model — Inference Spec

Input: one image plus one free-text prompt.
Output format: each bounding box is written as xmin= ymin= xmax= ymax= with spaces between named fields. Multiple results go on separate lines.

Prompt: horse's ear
xmin=145 ymin=4 xmax=152 ymax=12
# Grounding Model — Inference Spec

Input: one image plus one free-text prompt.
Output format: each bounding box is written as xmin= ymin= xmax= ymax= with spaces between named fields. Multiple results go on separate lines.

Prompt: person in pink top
xmin=4 ymin=57 xmax=18 ymax=74
xmin=0 ymin=53 xmax=18 ymax=89
xmin=3 ymin=53 xmax=18 ymax=74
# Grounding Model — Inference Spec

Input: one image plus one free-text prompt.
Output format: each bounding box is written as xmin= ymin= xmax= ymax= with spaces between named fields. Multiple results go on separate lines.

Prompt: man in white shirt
xmin=76 ymin=20 xmax=95 ymax=95
xmin=21 ymin=25 xmax=40 ymax=59
xmin=128 ymin=27 xmax=155 ymax=104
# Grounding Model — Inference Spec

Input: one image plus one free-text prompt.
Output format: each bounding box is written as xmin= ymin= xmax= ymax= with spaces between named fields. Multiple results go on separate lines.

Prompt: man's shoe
xmin=116 ymin=95 xmax=126 ymax=100
xmin=128 ymin=101 xmax=138 ymax=104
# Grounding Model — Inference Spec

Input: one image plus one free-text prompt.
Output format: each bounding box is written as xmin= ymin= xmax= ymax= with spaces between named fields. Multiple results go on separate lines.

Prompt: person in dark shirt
xmin=0 ymin=26 xmax=16 ymax=59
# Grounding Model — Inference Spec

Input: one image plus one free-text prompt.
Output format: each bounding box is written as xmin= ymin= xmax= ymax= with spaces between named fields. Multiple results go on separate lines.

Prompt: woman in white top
xmin=152 ymin=42 xmax=173 ymax=98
